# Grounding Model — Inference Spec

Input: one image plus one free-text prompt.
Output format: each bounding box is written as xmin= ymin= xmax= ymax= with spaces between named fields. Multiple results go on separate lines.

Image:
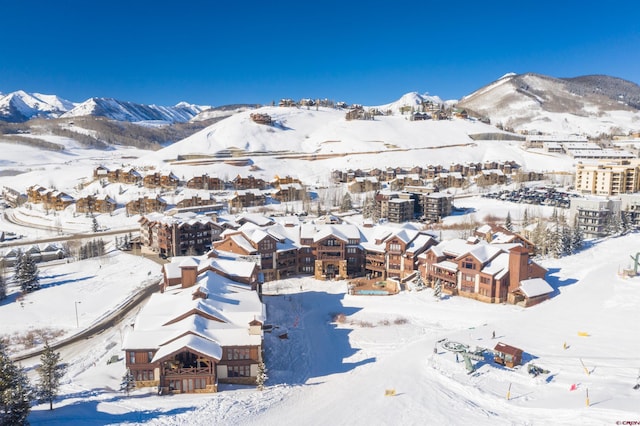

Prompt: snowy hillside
xmin=141 ymin=103 xmax=573 ymax=186
xmin=458 ymin=73 xmax=640 ymax=136
xmin=0 ymin=90 xmax=77 ymax=122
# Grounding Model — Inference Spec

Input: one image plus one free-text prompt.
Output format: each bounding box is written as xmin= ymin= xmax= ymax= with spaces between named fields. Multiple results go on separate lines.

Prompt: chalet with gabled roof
xmin=123 ymin=255 xmax=264 ymax=394
xmin=186 ymin=174 xmax=225 ymax=191
xmin=76 ymin=194 xmax=117 ymax=214
xmin=143 ymin=172 xmax=180 ymax=189
xmin=418 ymin=238 xmax=548 ymax=304
xmin=126 ymin=195 xmax=167 ymax=215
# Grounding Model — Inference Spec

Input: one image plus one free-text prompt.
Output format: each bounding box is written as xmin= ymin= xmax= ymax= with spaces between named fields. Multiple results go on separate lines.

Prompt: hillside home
xmin=126 ymin=195 xmax=167 ymax=215
xmin=228 ymin=189 xmax=266 ymax=210
xmin=232 ymin=175 xmax=267 ymax=190
xmin=270 ymin=176 xmax=306 ymax=202
xmin=26 ymin=186 xmax=74 ymax=211
xmin=107 ymin=168 xmax=142 ymax=184
xmin=186 ymin=174 xmax=226 ymax=191
xmin=76 ymin=194 xmax=117 ymax=214
xmin=476 ymin=169 xmax=506 ymax=187
xmin=143 ymin=172 xmax=180 ymax=189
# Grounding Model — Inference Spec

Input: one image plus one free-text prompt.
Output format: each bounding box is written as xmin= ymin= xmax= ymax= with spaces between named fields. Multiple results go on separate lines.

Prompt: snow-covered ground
xmin=2 ymin=100 xmax=639 ymax=425
xmin=4 ymin=233 xmax=636 ymax=425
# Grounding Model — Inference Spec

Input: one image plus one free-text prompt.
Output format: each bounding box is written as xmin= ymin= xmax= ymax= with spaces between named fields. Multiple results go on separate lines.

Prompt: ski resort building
xmin=123 ymin=254 xmax=264 ymax=394
xmin=418 ymin=237 xmax=548 ymax=304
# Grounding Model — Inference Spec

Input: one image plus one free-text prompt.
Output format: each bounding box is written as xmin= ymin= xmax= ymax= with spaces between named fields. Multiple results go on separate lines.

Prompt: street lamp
xmin=75 ymin=301 xmax=81 ymax=328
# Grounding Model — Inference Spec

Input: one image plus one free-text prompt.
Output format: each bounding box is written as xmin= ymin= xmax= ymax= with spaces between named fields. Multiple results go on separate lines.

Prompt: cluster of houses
xmin=0 ymin=243 xmax=66 ymax=266
xmin=333 ymin=161 xmax=544 ymax=192
xmin=20 ymin=168 xmax=308 ymax=216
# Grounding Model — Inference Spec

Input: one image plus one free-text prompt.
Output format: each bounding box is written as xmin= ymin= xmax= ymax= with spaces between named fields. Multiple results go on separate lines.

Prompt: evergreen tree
xmin=522 ymin=209 xmax=530 ymax=229
xmin=561 ymin=223 xmax=572 ymax=256
xmin=571 ymin=217 xmax=584 ymax=253
xmin=606 ymin=211 xmax=623 ymax=237
xmin=340 ymin=193 xmax=353 ymax=213
xmin=0 ymin=340 xmax=34 ymax=425
xmin=256 ymin=362 xmax=268 ymax=391
xmin=15 ymin=252 xmax=39 ymax=293
xmin=120 ymin=369 xmax=135 ymax=396
xmin=433 ymin=278 xmax=442 ymax=299
xmin=36 ymin=341 xmax=67 ymax=410
xmin=91 ymin=215 xmax=99 ymax=233
xmin=0 ymin=271 xmax=6 ymax=301
xmin=505 ymin=211 xmax=513 ymax=231
xmin=551 ymin=222 xmax=562 ymax=259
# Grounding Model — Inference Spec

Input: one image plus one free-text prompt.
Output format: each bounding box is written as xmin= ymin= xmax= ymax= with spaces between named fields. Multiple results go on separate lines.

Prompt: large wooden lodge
xmin=122 ymin=254 xmax=264 ymax=394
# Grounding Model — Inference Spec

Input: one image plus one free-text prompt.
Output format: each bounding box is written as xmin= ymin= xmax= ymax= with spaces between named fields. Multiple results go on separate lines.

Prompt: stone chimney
xmin=179 ymin=258 xmax=199 ymax=288
xmin=508 ymin=246 xmax=529 ymax=293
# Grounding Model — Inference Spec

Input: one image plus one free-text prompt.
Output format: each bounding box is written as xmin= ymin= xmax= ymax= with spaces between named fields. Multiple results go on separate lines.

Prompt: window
xmin=228 ymin=365 xmax=251 ymax=377
xmin=129 ymin=352 xmax=136 ymax=364
xmin=148 ymin=351 xmax=154 ymax=362
xmin=229 ymin=348 xmax=250 ymax=360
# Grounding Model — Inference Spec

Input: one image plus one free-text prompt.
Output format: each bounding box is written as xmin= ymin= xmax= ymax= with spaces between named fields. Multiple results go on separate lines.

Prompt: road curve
xmin=11 ymin=277 xmax=161 ymax=363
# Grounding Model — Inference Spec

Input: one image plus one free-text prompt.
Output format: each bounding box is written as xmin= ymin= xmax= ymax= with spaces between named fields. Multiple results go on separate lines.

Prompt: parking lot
xmin=482 ymin=186 xmax=577 ymax=208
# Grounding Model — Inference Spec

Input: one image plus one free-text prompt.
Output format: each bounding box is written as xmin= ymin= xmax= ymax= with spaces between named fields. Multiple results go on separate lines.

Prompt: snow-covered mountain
xmin=0 ymin=90 xmax=77 ymax=122
xmin=457 ymin=73 xmax=640 ymax=136
xmin=371 ymin=91 xmax=448 ymax=114
xmin=62 ymin=98 xmax=210 ymax=123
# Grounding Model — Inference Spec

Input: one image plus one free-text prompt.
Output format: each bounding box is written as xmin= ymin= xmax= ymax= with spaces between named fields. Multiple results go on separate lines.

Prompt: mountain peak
xmin=457 ymin=72 xmax=640 ymax=135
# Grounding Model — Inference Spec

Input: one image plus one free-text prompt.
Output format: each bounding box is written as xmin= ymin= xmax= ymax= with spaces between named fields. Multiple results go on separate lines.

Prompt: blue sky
xmin=1 ymin=0 xmax=639 ymax=107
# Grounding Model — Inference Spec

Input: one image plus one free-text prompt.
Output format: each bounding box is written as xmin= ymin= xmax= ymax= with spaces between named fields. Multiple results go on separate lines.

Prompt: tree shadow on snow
xmin=40 ymin=275 xmax=96 ymax=289
xmin=29 ymin=389 xmax=197 ymax=425
xmin=544 ymin=268 xmax=578 ymax=298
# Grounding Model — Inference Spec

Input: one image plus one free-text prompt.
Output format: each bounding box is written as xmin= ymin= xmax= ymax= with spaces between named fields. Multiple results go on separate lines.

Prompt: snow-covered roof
xmin=519 ymin=278 xmax=554 ymax=298
xmin=151 ymin=334 xmax=222 ymax=363
xmin=433 ymin=260 xmax=458 ymax=272
xmin=481 ymin=252 xmax=510 ymax=279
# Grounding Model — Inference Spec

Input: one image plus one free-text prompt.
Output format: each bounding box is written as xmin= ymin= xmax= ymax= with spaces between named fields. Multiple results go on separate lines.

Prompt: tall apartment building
xmin=569 ymin=197 xmax=622 ymax=239
xmin=575 ymin=160 xmax=640 ymax=196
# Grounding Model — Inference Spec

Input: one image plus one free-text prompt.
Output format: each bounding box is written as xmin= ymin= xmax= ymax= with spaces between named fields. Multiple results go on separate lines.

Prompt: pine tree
xmin=433 ymin=278 xmax=442 ymax=299
xmin=37 ymin=341 xmax=67 ymax=410
xmin=505 ymin=211 xmax=513 ymax=231
xmin=522 ymin=209 xmax=530 ymax=228
xmin=0 ymin=340 xmax=34 ymax=425
xmin=571 ymin=218 xmax=584 ymax=253
xmin=0 ymin=271 xmax=6 ymax=301
xmin=340 ymin=193 xmax=353 ymax=213
xmin=561 ymin=223 xmax=572 ymax=256
xmin=120 ymin=369 xmax=135 ymax=396
xmin=91 ymin=215 xmax=99 ymax=233
xmin=15 ymin=252 xmax=39 ymax=293
xmin=256 ymin=362 xmax=268 ymax=391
